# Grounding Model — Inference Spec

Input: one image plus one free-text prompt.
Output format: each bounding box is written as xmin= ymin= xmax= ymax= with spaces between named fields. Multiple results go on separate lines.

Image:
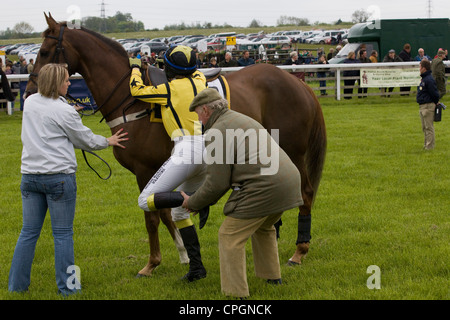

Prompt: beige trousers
xmin=419 ymin=103 xmax=436 ymax=150
xmin=218 ymin=213 xmax=283 ymax=298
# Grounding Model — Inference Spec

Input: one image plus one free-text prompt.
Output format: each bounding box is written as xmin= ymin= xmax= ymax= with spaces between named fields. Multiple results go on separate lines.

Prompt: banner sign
xmin=360 ymin=67 xmax=421 ymax=88
xmin=20 ymin=78 xmax=96 ymax=111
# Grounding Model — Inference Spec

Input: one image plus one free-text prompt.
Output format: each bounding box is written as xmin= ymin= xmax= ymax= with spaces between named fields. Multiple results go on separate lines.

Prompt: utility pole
xmin=100 ymin=1 xmax=107 ymax=32
xmin=427 ymin=0 xmax=432 ymax=18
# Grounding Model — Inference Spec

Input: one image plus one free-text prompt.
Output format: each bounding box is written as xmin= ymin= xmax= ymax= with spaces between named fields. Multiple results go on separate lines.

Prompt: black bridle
xmin=35 ymin=25 xmax=136 ymax=121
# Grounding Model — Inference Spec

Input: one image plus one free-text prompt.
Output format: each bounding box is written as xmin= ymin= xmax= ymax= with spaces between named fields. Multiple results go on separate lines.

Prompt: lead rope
xmin=81 ymin=150 xmax=112 ymax=180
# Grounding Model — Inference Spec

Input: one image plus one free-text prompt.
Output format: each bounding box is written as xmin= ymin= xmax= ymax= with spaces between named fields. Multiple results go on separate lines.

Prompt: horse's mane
xmin=42 ymin=22 xmax=128 ymax=59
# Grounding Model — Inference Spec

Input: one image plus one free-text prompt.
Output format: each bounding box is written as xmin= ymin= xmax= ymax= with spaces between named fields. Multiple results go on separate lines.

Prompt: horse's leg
xmin=159 ymin=208 xmax=189 ymax=264
xmin=137 ymin=210 xmax=162 ymax=277
xmin=288 ymin=160 xmax=314 ymax=265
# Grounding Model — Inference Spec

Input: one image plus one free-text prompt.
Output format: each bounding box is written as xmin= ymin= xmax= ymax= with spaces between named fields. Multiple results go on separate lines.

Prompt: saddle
xmin=143 ymin=65 xmax=222 ymax=86
xmin=140 ymin=65 xmax=229 ymax=123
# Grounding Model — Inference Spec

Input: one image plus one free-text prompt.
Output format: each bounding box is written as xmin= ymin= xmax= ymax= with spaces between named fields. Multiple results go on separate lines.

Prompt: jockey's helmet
xmin=164 ymin=45 xmax=197 ymax=78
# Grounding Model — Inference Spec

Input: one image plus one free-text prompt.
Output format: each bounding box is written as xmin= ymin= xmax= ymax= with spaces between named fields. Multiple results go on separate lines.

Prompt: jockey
xmin=129 ymin=45 xmax=207 ymax=282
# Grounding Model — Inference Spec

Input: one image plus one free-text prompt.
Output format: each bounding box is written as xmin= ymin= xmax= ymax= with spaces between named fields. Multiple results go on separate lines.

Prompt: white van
xmin=283 ymin=30 xmax=303 ymax=42
xmin=208 ymin=32 xmax=236 ymax=38
xmin=306 ymin=30 xmax=344 ymax=44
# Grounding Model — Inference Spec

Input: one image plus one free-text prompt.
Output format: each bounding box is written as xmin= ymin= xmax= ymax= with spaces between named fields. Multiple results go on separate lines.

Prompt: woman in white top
xmin=8 ymin=63 xmax=128 ymax=296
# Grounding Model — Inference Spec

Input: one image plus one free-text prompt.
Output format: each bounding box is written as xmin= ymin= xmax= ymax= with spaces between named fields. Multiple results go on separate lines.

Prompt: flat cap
xmin=189 ymin=88 xmax=222 ymax=112
xmin=389 ymin=49 xmax=395 ymax=53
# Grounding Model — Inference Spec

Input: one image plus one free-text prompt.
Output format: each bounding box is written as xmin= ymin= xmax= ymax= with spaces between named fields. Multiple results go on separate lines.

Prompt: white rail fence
xmin=2 ymin=61 xmax=449 ymax=115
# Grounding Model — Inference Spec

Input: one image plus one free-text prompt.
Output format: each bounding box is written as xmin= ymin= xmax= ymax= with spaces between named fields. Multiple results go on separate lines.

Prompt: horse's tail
xmin=306 ymin=89 xmax=327 ymax=203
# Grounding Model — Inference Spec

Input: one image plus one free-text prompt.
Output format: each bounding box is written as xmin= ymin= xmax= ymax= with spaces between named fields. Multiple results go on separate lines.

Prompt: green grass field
xmin=0 ymin=92 xmax=448 ymax=301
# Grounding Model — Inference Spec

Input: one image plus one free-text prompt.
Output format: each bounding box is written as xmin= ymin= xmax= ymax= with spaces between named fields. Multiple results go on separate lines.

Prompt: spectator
xmin=399 ymin=44 xmax=413 ymax=95
xmin=283 ymin=51 xmax=303 ymax=65
xmin=443 ymin=49 xmax=450 ymax=78
xmin=148 ymin=52 xmax=157 ymax=66
xmin=209 ymin=57 xmax=219 ymax=68
xmin=195 ymin=51 xmax=203 ymax=68
xmin=27 ymin=59 xmax=34 ymax=74
xmin=4 ymin=61 xmax=18 ymax=100
xmin=218 ymin=52 xmax=238 ymax=68
xmin=5 ymin=61 xmax=14 ymax=74
xmin=316 ymin=55 xmax=328 ymax=95
xmin=431 ymin=49 xmax=447 ymax=98
xmin=301 ymin=50 xmax=313 ymax=64
xmin=237 ymin=50 xmax=255 ymax=66
xmin=383 ymin=49 xmax=403 ymax=96
xmin=358 ymin=49 xmax=371 ymax=98
xmin=337 ymin=32 xmax=342 ymax=45
xmin=369 ymin=50 xmax=378 ymax=63
xmin=417 ymin=59 xmax=440 ymax=150
xmin=8 ymin=63 xmax=128 ymax=296
xmin=343 ymin=51 xmax=359 ymax=99
xmin=317 ymin=47 xmax=324 ymax=59
xmin=327 ymin=48 xmax=335 ymax=61
xmin=20 ymin=59 xmax=28 ymax=74
xmin=0 ymin=68 xmax=15 ymax=109
xmin=219 ymin=52 xmax=238 ymax=68
xmin=415 ymin=48 xmax=431 ymax=61
xmin=182 ymin=88 xmax=303 ymax=299
xmin=383 ymin=49 xmax=403 ymax=63
xmin=12 ymin=60 xmax=21 ymax=74
xmin=399 ymin=43 xmax=412 ymax=62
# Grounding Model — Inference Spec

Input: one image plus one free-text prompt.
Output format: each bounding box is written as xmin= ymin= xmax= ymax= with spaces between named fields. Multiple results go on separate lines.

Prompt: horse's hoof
xmin=135 ymin=273 xmax=149 ymax=278
xmin=286 ymin=259 xmax=300 ymax=267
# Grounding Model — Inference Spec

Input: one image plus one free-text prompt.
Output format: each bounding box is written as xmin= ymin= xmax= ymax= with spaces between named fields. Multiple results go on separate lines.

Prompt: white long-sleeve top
xmin=21 ymin=94 xmax=109 ymax=174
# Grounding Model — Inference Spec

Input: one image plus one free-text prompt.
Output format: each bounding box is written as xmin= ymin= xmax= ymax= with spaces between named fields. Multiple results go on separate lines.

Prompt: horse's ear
xmin=44 ymin=12 xmax=58 ymax=30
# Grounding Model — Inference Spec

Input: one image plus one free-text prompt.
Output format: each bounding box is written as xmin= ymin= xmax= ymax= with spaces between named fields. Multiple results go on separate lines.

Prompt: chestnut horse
xmin=25 ymin=13 xmax=326 ymax=277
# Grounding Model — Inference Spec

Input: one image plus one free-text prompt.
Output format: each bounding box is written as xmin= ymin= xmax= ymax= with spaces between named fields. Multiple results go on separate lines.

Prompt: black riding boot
xmin=153 ymin=191 xmax=210 ymax=229
xmin=179 ymin=225 xmax=207 ymax=282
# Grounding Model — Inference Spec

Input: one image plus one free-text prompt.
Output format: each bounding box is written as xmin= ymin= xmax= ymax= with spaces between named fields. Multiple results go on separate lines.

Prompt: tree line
xmin=1 ymin=9 xmax=370 ymax=40
xmin=0 ymin=11 xmax=145 ymax=39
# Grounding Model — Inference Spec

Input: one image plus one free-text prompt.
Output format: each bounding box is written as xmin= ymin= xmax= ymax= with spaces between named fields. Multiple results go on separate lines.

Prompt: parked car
xmin=301 ymin=31 xmax=322 ymax=43
xmin=260 ymin=35 xmax=291 ymax=48
xmin=128 ymin=41 xmax=169 ymax=55
xmin=8 ymin=43 xmax=34 ymax=55
xmin=306 ymin=30 xmax=344 ymax=44
xmin=24 ymin=46 xmax=40 ymax=64
xmin=18 ymin=44 xmax=40 ymax=58
xmin=167 ymin=35 xmax=184 ymax=44
xmin=283 ymin=30 xmax=303 ymax=43
xmin=180 ymin=36 xmax=206 ymax=48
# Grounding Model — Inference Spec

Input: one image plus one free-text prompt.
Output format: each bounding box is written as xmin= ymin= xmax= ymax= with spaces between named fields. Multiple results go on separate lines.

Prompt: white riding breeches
xmin=138 ymin=135 xmax=206 ymax=222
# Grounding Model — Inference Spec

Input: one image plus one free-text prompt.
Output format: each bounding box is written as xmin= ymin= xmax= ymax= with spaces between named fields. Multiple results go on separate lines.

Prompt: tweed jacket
xmin=431 ymin=57 xmax=446 ymax=97
xmin=187 ymin=108 xmax=303 ymax=219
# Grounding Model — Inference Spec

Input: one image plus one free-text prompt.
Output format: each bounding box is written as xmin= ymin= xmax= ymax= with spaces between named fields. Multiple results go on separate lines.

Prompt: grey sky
xmin=1 ymin=0 xmax=449 ymax=32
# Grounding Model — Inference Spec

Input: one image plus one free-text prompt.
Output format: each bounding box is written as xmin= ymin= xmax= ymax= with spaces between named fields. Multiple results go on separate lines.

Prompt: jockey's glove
xmin=129 ymin=58 xmax=141 ymax=69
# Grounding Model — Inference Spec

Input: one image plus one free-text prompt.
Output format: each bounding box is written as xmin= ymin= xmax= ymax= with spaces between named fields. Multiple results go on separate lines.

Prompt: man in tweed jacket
xmin=181 ymin=88 xmax=303 ymax=298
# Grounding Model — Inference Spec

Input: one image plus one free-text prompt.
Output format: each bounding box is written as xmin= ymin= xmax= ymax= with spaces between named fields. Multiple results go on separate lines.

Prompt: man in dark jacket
xmin=237 ymin=50 xmax=255 ymax=66
xmin=417 ymin=60 xmax=440 ymax=150
xmin=218 ymin=52 xmax=238 ymax=67
xmin=382 ymin=49 xmax=403 ymax=96
xmin=399 ymin=44 xmax=412 ymax=95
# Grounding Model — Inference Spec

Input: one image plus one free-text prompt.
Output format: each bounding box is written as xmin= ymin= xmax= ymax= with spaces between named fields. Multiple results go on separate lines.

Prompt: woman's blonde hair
xmin=38 ymin=63 xmax=68 ymax=99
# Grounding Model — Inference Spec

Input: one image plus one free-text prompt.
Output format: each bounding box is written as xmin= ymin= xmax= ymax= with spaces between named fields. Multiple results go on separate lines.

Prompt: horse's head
xmin=25 ymin=12 xmax=80 ymax=98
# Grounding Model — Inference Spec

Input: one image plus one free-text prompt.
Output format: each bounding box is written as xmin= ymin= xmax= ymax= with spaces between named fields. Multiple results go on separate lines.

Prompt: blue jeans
xmin=9 ymin=173 xmax=80 ymax=295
